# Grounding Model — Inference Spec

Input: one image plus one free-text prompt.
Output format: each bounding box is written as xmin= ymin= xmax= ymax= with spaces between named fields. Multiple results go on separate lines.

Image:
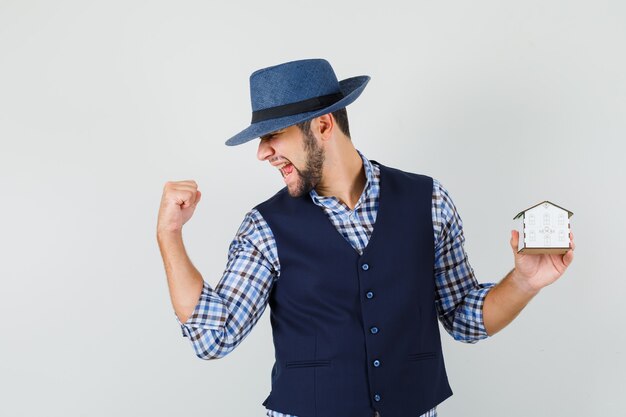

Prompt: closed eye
xmin=261 ymin=130 xmax=284 ymax=141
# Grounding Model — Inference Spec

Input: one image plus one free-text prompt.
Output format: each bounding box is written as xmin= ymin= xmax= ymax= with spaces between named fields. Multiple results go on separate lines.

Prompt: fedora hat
xmin=225 ymin=59 xmax=370 ymax=146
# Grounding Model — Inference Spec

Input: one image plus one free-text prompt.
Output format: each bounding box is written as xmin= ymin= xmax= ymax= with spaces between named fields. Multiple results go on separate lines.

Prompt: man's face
xmin=257 ymin=123 xmax=325 ymax=197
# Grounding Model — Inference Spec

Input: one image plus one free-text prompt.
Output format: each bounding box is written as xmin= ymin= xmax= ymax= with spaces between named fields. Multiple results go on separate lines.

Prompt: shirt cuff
xmin=454 ymin=283 xmax=497 ymax=342
xmin=177 ymin=282 xmax=230 ymax=338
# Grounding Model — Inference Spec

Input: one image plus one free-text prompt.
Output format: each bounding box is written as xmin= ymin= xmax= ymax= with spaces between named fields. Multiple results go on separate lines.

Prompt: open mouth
xmin=277 ymin=162 xmax=294 ymax=178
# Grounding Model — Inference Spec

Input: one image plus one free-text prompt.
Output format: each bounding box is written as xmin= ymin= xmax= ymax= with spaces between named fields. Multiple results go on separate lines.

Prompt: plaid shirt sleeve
xmin=178 ymin=209 xmax=279 ymax=359
xmin=432 ymin=179 xmax=496 ymax=343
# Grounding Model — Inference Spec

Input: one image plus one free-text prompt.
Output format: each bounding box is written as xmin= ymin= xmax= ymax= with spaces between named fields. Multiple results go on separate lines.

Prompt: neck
xmin=314 ymin=138 xmax=366 ymax=210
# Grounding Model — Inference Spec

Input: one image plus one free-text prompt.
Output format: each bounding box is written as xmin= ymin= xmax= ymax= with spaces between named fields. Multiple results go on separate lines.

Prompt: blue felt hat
xmin=225 ymin=59 xmax=370 ymax=146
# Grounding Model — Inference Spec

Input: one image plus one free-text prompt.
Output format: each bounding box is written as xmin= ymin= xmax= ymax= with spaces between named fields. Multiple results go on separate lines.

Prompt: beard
xmin=287 ymin=128 xmax=325 ymax=198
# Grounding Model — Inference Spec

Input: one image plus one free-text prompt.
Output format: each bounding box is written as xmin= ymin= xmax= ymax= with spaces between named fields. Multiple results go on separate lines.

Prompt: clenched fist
xmin=157 ymin=180 xmax=202 ymax=234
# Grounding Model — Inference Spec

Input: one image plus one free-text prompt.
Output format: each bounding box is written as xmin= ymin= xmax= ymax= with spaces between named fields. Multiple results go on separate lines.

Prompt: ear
xmin=316 ymin=113 xmax=334 ymax=142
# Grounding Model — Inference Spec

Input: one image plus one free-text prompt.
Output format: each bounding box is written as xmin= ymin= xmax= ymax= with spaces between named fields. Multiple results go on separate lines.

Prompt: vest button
xmin=370 ymin=326 xmax=379 ymax=334
xmin=373 ymin=359 xmax=381 ymax=367
xmin=361 ymin=263 xmax=369 ymax=271
xmin=366 ymin=291 xmax=374 ymax=299
xmin=374 ymin=394 xmax=381 ymax=402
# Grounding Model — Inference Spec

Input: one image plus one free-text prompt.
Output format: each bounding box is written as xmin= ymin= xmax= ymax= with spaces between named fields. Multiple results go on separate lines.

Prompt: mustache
xmin=270 ymin=157 xmax=291 ymax=164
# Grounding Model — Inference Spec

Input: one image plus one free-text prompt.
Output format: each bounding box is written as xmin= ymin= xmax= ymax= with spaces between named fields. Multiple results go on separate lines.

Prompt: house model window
xmin=514 ymin=201 xmax=573 ymax=254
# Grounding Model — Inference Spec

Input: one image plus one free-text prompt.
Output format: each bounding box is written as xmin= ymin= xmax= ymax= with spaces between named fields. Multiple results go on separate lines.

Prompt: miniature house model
xmin=514 ymin=201 xmax=573 ymax=254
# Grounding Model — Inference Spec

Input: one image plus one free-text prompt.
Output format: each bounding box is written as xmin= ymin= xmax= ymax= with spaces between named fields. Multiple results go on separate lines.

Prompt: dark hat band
xmin=251 ymin=92 xmax=344 ymax=123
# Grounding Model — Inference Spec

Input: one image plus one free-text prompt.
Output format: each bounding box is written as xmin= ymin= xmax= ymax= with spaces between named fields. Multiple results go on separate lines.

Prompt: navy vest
xmin=256 ymin=162 xmax=452 ymax=417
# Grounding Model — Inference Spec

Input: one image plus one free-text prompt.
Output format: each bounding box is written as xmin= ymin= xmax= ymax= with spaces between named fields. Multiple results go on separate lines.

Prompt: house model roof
xmin=513 ymin=200 xmax=574 ymax=220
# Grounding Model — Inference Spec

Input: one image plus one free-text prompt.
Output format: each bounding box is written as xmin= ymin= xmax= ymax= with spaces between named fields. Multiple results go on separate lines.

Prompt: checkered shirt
xmin=178 ymin=152 xmax=496 ymax=417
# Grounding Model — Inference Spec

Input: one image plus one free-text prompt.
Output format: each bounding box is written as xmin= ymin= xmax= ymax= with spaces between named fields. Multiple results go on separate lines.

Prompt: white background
xmin=1 ymin=1 xmax=624 ymax=416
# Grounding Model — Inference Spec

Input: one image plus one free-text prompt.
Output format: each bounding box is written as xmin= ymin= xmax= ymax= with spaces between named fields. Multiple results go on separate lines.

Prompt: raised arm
xmin=157 ymin=180 xmax=204 ymax=323
xmin=157 ymin=180 xmax=279 ymax=359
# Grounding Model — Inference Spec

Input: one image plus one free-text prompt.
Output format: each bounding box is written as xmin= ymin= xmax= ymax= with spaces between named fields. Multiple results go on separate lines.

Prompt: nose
xmin=257 ymin=137 xmax=274 ymax=161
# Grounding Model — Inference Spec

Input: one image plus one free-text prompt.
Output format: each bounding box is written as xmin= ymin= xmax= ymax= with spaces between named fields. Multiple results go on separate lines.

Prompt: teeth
xmin=274 ymin=162 xmax=291 ymax=178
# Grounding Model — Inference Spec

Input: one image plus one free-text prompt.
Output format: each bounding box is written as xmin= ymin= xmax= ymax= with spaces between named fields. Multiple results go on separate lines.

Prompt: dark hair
xmin=296 ymin=107 xmax=351 ymax=138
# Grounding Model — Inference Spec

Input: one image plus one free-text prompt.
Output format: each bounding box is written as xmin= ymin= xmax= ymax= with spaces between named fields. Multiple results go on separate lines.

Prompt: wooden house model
xmin=514 ymin=201 xmax=573 ymax=254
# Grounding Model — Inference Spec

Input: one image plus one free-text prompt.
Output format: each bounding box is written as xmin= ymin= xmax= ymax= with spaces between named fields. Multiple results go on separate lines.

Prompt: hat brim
xmin=225 ymin=75 xmax=370 ymax=146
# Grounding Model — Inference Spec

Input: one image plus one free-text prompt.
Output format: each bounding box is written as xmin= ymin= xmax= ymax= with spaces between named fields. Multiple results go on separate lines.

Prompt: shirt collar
xmin=309 ymin=150 xmax=375 ymax=211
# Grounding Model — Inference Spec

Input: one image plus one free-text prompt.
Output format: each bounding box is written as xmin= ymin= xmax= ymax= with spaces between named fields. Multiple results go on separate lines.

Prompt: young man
xmin=157 ymin=59 xmax=574 ymax=417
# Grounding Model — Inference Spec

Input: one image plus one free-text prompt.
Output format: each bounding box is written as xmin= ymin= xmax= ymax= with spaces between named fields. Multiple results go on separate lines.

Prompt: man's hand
xmin=157 ymin=180 xmax=202 ymax=234
xmin=483 ymin=231 xmax=575 ymax=336
xmin=509 ymin=230 xmax=575 ymax=294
